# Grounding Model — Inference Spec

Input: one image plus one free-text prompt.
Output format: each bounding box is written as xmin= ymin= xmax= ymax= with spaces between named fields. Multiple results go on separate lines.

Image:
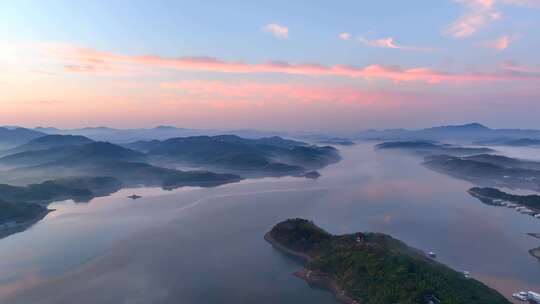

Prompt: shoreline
xmin=526 ymin=234 xmax=540 ymax=261
xmin=467 ymin=188 xmax=540 ymax=213
xmin=264 ymin=232 xmax=359 ymax=304
xmin=529 ymin=247 xmax=540 ymax=261
xmin=0 ymin=209 xmax=54 ymax=240
xmin=528 ymin=233 xmax=540 ymax=240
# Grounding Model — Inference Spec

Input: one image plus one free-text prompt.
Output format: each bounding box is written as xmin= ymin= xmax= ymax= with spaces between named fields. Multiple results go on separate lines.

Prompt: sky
xmin=1 ymin=0 xmax=539 ymax=132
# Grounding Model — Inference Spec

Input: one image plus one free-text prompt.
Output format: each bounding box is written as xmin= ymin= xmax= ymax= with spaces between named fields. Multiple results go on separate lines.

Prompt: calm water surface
xmin=0 ymin=143 xmax=539 ymax=303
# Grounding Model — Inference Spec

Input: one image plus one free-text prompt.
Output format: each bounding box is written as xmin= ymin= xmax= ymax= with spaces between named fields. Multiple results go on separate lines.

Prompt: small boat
xmin=512 ymin=291 xmax=528 ymax=301
xmin=528 ymin=291 xmax=540 ymax=302
xmin=127 ymin=194 xmax=142 ymax=200
xmin=427 ymin=251 xmax=437 ymax=258
xmin=462 ymin=271 xmax=470 ymax=279
xmin=519 ymin=208 xmax=534 ymax=214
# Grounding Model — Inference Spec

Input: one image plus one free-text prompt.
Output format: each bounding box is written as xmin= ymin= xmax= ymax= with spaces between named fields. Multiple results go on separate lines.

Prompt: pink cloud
xmin=358 ymin=36 xmax=428 ymax=51
xmin=339 ymin=32 xmax=352 ymax=40
xmin=484 ymin=35 xmax=514 ymax=50
xmin=160 ymin=80 xmax=405 ymax=106
xmin=446 ymin=0 xmax=539 ymax=38
xmin=43 ymin=44 xmax=540 ymax=84
xmin=499 ymin=60 xmax=540 ymax=73
xmin=363 ymin=37 xmax=400 ymax=48
xmin=262 ymin=23 xmax=289 ymax=39
xmin=446 ymin=0 xmax=501 ymax=38
xmin=499 ymin=0 xmax=540 ymax=7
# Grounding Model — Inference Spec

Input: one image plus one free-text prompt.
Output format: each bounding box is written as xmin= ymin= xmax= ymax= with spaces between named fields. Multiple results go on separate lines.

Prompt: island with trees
xmin=266 ymin=218 xmax=510 ymax=304
xmin=468 ymin=187 xmax=540 ymax=211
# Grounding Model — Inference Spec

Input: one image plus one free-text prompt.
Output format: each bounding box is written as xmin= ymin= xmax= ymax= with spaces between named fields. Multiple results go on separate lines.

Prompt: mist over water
xmin=493 ymin=146 xmax=540 ymax=162
xmin=0 ymin=143 xmax=539 ymax=303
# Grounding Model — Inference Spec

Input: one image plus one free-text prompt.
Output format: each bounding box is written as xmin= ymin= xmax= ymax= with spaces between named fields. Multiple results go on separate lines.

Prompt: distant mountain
xmin=298 ymin=133 xmax=355 ymax=146
xmin=422 ymin=122 xmax=489 ymax=132
xmin=57 ymin=142 xmax=146 ymax=164
xmin=315 ymin=138 xmax=355 ymax=146
xmin=31 ymin=126 xmax=310 ymax=143
xmin=21 ymin=123 xmax=540 ymax=144
xmin=0 ymin=127 xmax=45 ymax=149
xmin=423 ymin=154 xmax=540 ymax=191
xmin=358 ymin=123 xmax=540 ymax=142
xmin=465 ymin=154 xmax=540 ymax=171
xmin=6 ymin=160 xmax=240 ymax=190
xmin=35 ymin=126 xmax=221 ymax=143
xmin=0 ymin=142 xmax=146 ymax=168
xmin=0 ymin=146 xmax=87 ymax=168
xmin=0 ymin=141 xmax=241 ymax=189
xmin=122 ymin=140 xmax=162 ymax=153
xmin=0 ymin=176 xmax=122 ymax=204
xmin=34 ymin=127 xmax=62 ymax=133
xmin=375 ymin=141 xmax=494 ymax=156
xmin=474 ymin=138 xmax=540 ymax=147
xmin=2 ymin=134 xmax=94 ymax=156
xmin=127 ymin=135 xmax=340 ymax=176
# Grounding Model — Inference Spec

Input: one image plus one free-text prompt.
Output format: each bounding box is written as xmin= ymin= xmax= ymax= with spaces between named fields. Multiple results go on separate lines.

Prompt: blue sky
xmin=1 ymin=0 xmax=539 ymax=131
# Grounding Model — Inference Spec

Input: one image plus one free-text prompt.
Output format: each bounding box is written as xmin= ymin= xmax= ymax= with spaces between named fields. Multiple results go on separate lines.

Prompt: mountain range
xmin=33 ymin=126 xmax=293 ymax=143
xmin=0 ymin=127 xmax=45 ymax=149
xmin=357 ymin=123 xmax=540 ymax=142
xmin=125 ymin=135 xmax=340 ymax=176
xmin=4 ymin=123 xmax=540 ymax=146
xmin=0 ymin=133 xmax=339 ymax=186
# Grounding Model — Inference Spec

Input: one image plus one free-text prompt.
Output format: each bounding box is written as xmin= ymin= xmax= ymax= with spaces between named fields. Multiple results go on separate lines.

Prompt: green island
xmin=266 ymin=218 xmax=510 ymax=304
xmin=468 ymin=187 xmax=540 ymax=211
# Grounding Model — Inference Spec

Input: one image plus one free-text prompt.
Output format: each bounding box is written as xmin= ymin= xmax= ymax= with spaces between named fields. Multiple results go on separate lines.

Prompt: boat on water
xmin=462 ymin=271 xmax=470 ymax=279
xmin=127 ymin=194 xmax=142 ymax=200
xmin=512 ymin=291 xmax=528 ymax=301
xmin=427 ymin=251 xmax=437 ymax=258
xmin=512 ymin=291 xmax=540 ymax=303
xmin=520 ymin=208 xmax=535 ymax=214
xmin=528 ymin=291 xmax=540 ymax=303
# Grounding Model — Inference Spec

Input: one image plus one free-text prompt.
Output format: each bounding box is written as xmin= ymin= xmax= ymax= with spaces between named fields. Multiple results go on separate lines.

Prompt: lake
xmin=0 ymin=143 xmax=539 ymax=303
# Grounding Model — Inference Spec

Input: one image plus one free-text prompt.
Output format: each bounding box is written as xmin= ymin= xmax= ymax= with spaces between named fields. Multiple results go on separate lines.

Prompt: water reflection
xmin=0 ymin=143 xmax=539 ymax=303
